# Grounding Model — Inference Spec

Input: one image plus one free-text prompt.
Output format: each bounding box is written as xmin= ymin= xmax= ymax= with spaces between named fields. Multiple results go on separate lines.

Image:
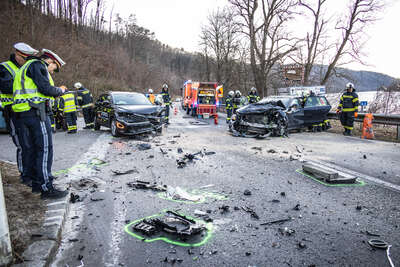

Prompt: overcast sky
xmin=111 ymin=0 xmax=400 ymax=79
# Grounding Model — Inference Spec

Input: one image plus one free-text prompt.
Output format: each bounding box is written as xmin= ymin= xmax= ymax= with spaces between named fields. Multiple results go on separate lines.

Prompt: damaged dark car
xmin=94 ymin=92 xmax=165 ymax=136
xmin=230 ymin=95 xmax=331 ymax=137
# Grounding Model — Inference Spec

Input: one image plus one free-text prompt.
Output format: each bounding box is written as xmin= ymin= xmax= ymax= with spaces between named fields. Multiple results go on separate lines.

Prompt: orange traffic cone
xmin=361 ymin=113 xmax=375 ymax=139
xmin=214 ymin=114 xmax=218 ymax=125
xmin=174 ymin=106 xmax=178 ymax=115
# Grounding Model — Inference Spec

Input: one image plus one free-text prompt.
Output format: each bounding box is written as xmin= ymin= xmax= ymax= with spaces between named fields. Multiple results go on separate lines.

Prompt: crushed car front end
xmin=231 ymin=101 xmax=289 ymax=137
xmin=114 ymin=108 xmax=165 ymax=135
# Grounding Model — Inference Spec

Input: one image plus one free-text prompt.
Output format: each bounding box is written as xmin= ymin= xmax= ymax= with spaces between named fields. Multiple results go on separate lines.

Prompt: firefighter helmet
xmin=228 ymin=90 xmax=235 ymax=97
xmin=235 ymin=90 xmax=241 ymax=96
xmin=74 ymin=82 xmax=82 ymax=89
xmin=250 ymin=87 xmax=257 ymax=93
xmin=162 ymin=83 xmax=168 ymax=89
xmin=346 ymin=83 xmax=354 ymax=89
xmin=148 ymin=88 xmax=153 ymax=93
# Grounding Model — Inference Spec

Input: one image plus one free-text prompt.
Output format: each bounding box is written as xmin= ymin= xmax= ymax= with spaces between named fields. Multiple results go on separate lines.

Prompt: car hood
xmin=237 ymin=101 xmax=286 ymax=115
xmin=115 ymin=105 xmax=163 ymax=115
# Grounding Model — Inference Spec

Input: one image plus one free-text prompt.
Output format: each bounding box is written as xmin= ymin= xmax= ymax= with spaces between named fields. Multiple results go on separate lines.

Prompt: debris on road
xmin=126 ymin=180 xmax=167 ymax=192
xmin=241 ymin=206 xmax=259 ymax=220
xmin=160 ymin=148 xmax=168 ymax=155
xmin=70 ymin=193 xmax=83 ymax=203
xmin=267 ymin=149 xmax=277 ymax=153
xmin=298 ymin=242 xmax=307 ymax=249
xmin=244 ymin=189 xmax=252 ymax=196
xmin=279 ymin=227 xmax=295 ymax=236
xmin=260 ymin=217 xmax=291 ymax=226
xmin=112 ymin=168 xmax=139 ymax=175
xmin=302 ymin=162 xmax=357 ymax=184
xmin=137 ymin=143 xmax=152 ymax=151
xmin=293 ymin=204 xmax=301 ymax=211
xmin=219 ymin=205 xmax=230 ymax=214
xmin=132 ymin=210 xmax=206 ymax=238
xmin=90 ymin=192 xmax=106 ymax=202
xmin=177 ymin=148 xmax=183 ymax=153
xmin=251 ymin=147 xmax=262 ymax=151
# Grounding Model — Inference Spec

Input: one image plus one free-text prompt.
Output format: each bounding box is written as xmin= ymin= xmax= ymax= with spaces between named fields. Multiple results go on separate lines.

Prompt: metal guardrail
xmin=327 ymin=112 xmax=400 ymax=126
xmin=328 ymin=111 xmax=400 ymax=140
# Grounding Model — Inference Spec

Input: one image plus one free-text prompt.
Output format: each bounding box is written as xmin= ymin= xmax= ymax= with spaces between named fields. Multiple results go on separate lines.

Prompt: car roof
xmin=109 ymin=91 xmax=141 ymax=95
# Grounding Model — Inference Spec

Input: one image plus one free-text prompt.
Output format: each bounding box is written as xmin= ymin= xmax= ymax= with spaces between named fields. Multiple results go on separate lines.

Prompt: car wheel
xmin=94 ymin=118 xmax=100 ymax=130
xmin=111 ymin=119 xmax=120 ymax=137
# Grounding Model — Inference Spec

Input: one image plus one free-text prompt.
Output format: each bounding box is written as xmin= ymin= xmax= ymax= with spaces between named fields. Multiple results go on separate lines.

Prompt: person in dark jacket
xmin=0 ymin=42 xmax=38 ymax=186
xmin=75 ymin=82 xmax=95 ymax=129
xmin=247 ymin=87 xmax=260 ymax=104
xmin=161 ymin=83 xmax=171 ymax=124
xmin=337 ymin=83 xmax=359 ymax=136
xmin=12 ymin=48 xmax=68 ymax=199
xmin=232 ymin=90 xmax=242 ymax=114
xmin=225 ymin=90 xmax=234 ymax=123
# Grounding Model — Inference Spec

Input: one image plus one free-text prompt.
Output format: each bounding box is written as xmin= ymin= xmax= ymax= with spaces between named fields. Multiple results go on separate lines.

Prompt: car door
xmin=303 ymin=96 xmax=331 ymax=127
xmin=286 ymin=98 xmax=304 ymax=130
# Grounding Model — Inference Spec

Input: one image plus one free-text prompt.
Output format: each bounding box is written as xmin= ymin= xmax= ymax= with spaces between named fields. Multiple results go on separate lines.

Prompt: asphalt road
xmin=3 ymin=108 xmax=399 ymax=266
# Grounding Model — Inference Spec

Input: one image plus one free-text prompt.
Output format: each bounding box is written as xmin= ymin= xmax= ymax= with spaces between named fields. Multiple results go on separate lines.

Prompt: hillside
xmin=311 ymin=65 xmax=395 ymax=93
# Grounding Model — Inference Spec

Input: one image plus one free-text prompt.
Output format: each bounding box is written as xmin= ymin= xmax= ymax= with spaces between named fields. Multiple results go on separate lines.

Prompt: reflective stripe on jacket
xmin=12 ymin=59 xmax=54 ymax=112
xmin=61 ymin=93 xmax=77 ymax=113
xmin=0 ymin=61 xmax=19 ymax=106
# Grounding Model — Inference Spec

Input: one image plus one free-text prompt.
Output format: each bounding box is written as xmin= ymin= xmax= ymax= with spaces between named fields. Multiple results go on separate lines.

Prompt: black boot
xmin=41 ymin=187 xmax=69 ymax=199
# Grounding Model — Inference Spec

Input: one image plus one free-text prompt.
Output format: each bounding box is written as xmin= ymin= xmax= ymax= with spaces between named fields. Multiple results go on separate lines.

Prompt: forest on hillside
xmin=0 ymin=0 xmax=397 ymax=99
xmin=0 ymin=0 xmax=210 ymax=98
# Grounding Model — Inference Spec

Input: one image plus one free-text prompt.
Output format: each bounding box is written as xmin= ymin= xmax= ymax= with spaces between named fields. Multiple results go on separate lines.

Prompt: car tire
xmin=111 ymin=119 xmax=120 ymax=137
xmin=94 ymin=118 xmax=100 ymax=130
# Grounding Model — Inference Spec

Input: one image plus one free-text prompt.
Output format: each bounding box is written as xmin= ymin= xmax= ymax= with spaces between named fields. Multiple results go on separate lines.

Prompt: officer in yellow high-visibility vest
xmin=12 ymin=48 xmax=68 ymax=199
xmin=0 ymin=42 xmax=38 ymax=187
xmin=59 ymin=90 xmax=78 ymax=133
xmin=148 ymin=88 xmax=155 ymax=104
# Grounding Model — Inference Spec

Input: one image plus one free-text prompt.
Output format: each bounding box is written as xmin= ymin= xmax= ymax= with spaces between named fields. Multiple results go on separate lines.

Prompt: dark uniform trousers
xmin=82 ymin=107 xmax=94 ymax=126
xmin=65 ymin=112 xmax=77 ymax=133
xmin=3 ymin=105 xmax=26 ymax=178
xmin=340 ymin=112 xmax=355 ymax=130
xmin=16 ymin=110 xmax=54 ymax=191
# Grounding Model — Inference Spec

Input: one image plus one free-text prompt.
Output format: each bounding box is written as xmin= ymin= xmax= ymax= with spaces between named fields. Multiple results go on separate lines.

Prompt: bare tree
xmin=320 ymin=0 xmax=384 ymax=85
xmin=229 ymin=0 xmax=299 ymax=97
xmin=200 ymin=7 xmax=240 ymax=86
xmin=293 ymin=0 xmax=329 ymax=85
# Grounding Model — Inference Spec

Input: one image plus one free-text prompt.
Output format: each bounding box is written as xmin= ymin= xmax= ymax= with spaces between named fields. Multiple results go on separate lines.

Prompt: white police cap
xmin=42 ymin=48 xmax=66 ymax=68
xmin=13 ymin=42 xmax=39 ymax=56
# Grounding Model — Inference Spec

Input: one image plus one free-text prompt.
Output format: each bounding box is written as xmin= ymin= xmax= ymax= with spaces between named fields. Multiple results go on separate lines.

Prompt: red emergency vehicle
xmin=182 ymin=81 xmax=222 ymax=118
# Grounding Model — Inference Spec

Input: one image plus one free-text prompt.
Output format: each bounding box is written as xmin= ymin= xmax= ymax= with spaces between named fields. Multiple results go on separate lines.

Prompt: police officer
xmin=59 ymin=90 xmax=78 ymax=133
xmin=75 ymin=82 xmax=94 ymax=129
xmin=337 ymin=83 xmax=359 ymax=136
xmin=12 ymin=48 xmax=68 ymax=199
xmin=225 ymin=90 xmax=234 ymax=123
xmin=0 ymin=42 xmax=38 ymax=186
xmin=232 ymin=90 xmax=242 ymax=114
xmin=148 ymin=88 xmax=155 ymax=104
xmin=247 ymin=87 xmax=260 ymax=104
xmin=161 ymin=83 xmax=171 ymax=124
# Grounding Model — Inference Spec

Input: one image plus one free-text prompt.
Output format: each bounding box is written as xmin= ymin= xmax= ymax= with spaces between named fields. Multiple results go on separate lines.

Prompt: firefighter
xmin=0 ymin=42 xmax=38 ymax=186
xmin=225 ymin=90 xmax=234 ymax=123
xmin=161 ymin=83 xmax=171 ymax=124
xmin=232 ymin=90 xmax=242 ymax=114
xmin=12 ymin=48 xmax=68 ymax=199
xmin=337 ymin=83 xmax=359 ymax=136
xmin=247 ymin=87 xmax=260 ymax=104
xmin=75 ymin=82 xmax=94 ymax=129
xmin=148 ymin=88 xmax=155 ymax=104
xmin=59 ymin=90 xmax=78 ymax=133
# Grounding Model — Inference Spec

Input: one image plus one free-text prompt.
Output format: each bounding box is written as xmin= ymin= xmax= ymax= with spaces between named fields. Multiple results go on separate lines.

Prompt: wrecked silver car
xmin=230 ymin=100 xmax=289 ymax=137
